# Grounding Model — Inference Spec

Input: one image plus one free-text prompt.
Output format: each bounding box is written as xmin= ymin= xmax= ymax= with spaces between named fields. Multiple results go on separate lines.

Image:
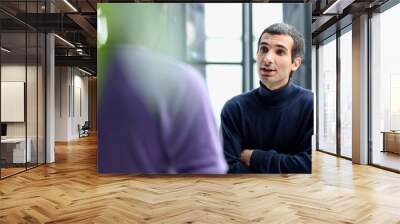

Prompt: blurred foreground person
xmin=98 ymin=46 xmax=227 ymax=174
xmin=97 ymin=4 xmax=226 ymax=173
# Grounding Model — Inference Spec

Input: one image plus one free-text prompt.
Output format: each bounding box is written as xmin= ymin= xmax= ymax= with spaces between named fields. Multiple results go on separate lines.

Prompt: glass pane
xmin=27 ymin=31 xmax=38 ymax=168
xmin=318 ymin=38 xmax=337 ymax=154
xmin=253 ymin=62 xmax=260 ymax=89
xmin=186 ymin=4 xmax=242 ymax=63
xmin=371 ymin=3 xmax=400 ymax=171
xmin=26 ymin=0 xmax=40 ymax=169
xmin=340 ymin=30 xmax=352 ymax=158
xmin=205 ymin=65 xmax=242 ymax=127
xmin=252 ymin=3 xmax=283 ymax=87
xmin=206 ymin=39 xmax=242 ymax=63
xmin=38 ymin=33 xmax=46 ymax=165
xmin=205 ymin=4 xmax=242 ymax=38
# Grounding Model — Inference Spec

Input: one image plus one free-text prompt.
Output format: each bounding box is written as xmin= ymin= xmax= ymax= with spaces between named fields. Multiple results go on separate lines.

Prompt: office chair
xmin=79 ymin=121 xmax=90 ymax=138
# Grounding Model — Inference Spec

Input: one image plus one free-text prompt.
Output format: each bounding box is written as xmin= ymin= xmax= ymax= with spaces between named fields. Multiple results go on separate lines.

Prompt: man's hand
xmin=240 ymin=149 xmax=254 ymax=167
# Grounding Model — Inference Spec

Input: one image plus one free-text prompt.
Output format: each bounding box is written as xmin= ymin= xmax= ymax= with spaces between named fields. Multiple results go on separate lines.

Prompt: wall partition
xmin=0 ymin=1 xmax=46 ymax=179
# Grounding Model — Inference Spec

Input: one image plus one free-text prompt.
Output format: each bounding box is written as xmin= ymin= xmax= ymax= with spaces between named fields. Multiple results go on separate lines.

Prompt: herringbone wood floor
xmin=1 ymin=134 xmax=400 ymax=223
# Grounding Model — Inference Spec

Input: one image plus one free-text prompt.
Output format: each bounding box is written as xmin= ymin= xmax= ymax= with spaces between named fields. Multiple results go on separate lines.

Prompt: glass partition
xmin=38 ymin=31 xmax=45 ymax=165
xmin=371 ymin=3 xmax=400 ymax=171
xmin=27 ymin=30 xmax=38 ymax=169
xmin=1 ymin=29 xmax=28 ymax=177
xmin=0 ymin=1 xmax=46 ymax=179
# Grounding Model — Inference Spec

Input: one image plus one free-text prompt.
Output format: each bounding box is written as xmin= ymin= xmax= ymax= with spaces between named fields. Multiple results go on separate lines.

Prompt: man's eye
xmin=260 ymin=47 xmax=268 ymax=53
xmin=276 ymin=49 xmax=285 ymax=55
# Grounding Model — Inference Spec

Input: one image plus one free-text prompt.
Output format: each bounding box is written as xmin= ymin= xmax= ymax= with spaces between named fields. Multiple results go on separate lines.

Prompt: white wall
xmin=55 ymin=66 xmax=69 ymax=141
xmin=1 ymin=65 xmax=26 ymax=81
xmin=1 ymin=66 xmax=26 ymax=130
xmin=55 ymin=67 xmax=89 ymax=141
xmin=1 ymin=65 xmax=33 ymax=138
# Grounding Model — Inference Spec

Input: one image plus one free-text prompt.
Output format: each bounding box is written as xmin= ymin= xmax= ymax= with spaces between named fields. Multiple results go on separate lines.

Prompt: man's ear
xmin=291 ymin=57 xmax=302 ymax=72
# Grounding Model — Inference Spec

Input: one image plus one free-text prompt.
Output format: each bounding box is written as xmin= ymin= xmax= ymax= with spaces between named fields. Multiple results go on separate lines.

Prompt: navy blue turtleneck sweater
xmin=221 ymin=81 xmax=313 ymax=173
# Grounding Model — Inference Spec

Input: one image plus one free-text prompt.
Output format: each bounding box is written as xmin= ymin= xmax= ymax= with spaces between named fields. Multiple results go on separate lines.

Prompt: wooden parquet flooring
xmin=1 ymin=134 xmax=400 ymax=223
xmin=1 ymin=167 xmax=26 ymax=178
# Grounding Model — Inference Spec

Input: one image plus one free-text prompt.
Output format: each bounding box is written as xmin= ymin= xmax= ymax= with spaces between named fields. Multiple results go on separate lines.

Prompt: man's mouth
xmin=261 ymin=68 xmax=277 ymax=73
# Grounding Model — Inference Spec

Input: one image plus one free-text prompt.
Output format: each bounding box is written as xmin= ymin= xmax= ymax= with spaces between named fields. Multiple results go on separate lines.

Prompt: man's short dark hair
xmin=257 ymin=23 xmax=305 ymax=62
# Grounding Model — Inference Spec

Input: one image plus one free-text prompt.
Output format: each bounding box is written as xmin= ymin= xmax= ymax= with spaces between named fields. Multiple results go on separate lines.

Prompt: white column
xmin=46 ymin=1 xmax=55 ymax=163
xmin=46 ymin=33 xmax=55 ymax=163
xmin=352 ymin=14 xmax=369 ymax=164
xmin=312 ymin=45 xmax=317 ymax=150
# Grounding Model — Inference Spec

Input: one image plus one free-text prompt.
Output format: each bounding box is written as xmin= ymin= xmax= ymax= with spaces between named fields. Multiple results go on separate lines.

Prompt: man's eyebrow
xmin=259 ymin=42 xmax=288 ymax=51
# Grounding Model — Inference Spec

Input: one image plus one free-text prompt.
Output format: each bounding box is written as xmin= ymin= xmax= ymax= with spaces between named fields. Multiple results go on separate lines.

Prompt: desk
xmin=1 ymin=138 xmax=31 ymax=163
xmin=382 ymin=131 xmax=400 ymax=154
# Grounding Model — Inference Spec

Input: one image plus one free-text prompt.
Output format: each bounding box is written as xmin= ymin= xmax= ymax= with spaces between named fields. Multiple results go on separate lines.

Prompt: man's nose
xmin=262 ymin=52 xmax=273 ymax=63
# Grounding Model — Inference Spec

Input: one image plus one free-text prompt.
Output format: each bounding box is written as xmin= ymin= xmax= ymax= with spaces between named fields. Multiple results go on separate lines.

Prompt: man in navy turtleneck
xmin=221 ymin=23 xmax=313 ymax=173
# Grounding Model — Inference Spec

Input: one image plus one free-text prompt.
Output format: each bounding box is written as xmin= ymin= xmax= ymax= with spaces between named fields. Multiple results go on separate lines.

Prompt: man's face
xmin=256 ymin=33 xmax=301 ymax=90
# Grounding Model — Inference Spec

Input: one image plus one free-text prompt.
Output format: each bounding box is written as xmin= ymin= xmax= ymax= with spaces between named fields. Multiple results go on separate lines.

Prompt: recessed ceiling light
xmin=322 ymin=0 xmax=354 ymax=15
xmin=63 ymin=0 xmax=78 ymax=12
xmin=78 ymin=67 xmax=92 ymax=76
xmin=1 ymin=47 xmax=11 ymax=53
xmin=54 ymin=34 xmax=75 ymax=48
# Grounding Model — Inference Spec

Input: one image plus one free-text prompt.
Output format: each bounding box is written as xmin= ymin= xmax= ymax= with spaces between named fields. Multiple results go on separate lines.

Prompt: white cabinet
xmin=1 ymin=138 xmax=32 ymax=163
